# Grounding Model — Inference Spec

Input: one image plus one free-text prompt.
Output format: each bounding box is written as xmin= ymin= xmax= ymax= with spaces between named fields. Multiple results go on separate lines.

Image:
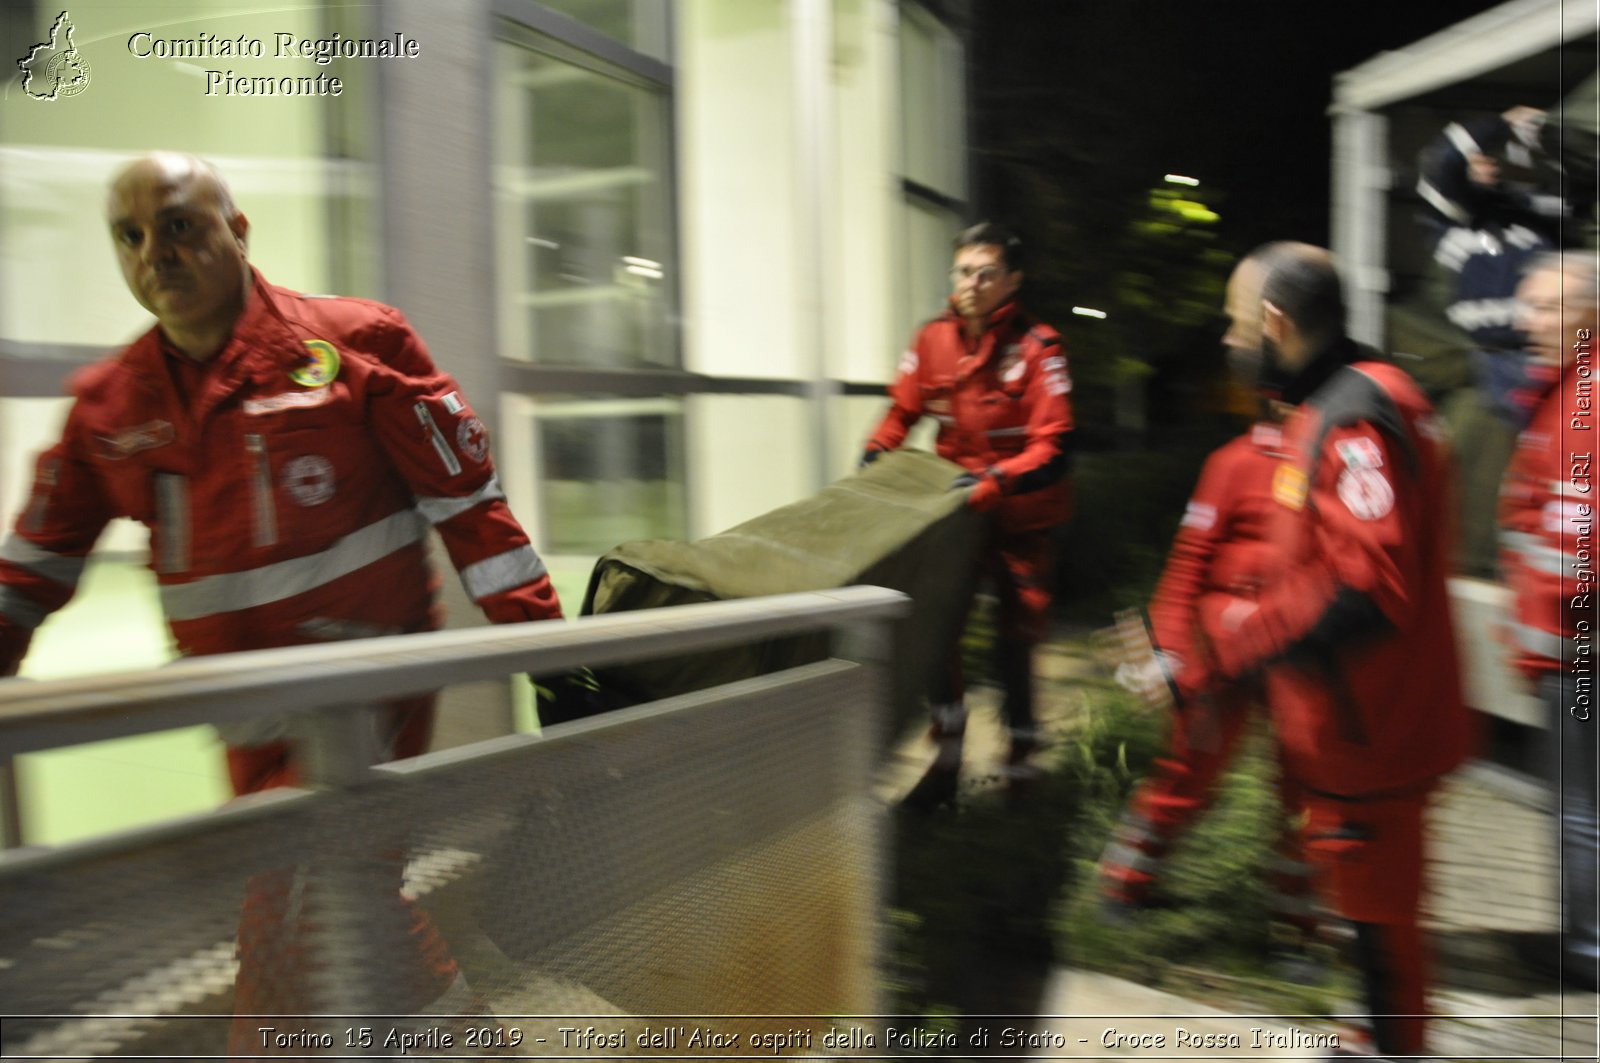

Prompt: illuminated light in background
xmin=1071 ymin=306 xmax=1107 ymax=319
xmin=1169 ymin=199 xmax=1219 ymax=223
xmin=621 ymin=255 xmax=665 ymax=280
xmin=1163 ymin=173 xmax=1199 ymax=186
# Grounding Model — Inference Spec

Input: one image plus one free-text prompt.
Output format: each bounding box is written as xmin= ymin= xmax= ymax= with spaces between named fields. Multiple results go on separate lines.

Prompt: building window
xmin=534 ymin=0 xmax=670 ymax=61
xmin=896 ymin=3 xmax=967 ymax=336
xmin=898 ymin=3 xmax=966 ymax=201
xmin=494 ymin=33 xmax=676 ymax=370
xmin=535 ymin=399 xmax=687 ymax=556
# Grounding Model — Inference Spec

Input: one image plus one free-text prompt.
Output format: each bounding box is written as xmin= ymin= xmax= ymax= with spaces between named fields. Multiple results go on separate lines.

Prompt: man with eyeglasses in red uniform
xmin=862 ymin=222 xmax=1074 ymax=809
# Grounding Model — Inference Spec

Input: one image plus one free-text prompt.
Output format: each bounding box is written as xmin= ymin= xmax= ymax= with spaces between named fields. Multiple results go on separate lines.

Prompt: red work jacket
xmin=1500 ymin=357 xmax=1597 ymax=677
xmin=866 ymin=300 xmax=1073 ymax=534
xmin=0 ymin=270 xmax=561 ymax=672
xmin=1149 ymin=421 xmax=1290 ymax=668
xmin=1192 ymin=358 xmax=1470 ymax=797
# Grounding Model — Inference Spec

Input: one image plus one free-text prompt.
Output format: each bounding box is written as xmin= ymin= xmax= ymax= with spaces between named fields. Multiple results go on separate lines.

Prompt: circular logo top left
xmin=18 ymin=12 xmax=92 ymax=101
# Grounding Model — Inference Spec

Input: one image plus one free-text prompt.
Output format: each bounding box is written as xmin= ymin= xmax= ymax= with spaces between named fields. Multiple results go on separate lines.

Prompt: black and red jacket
xmin=1182 ymin=345 xmax=1471 ymax=797
xmin=866 ymin=300 xmax=1073 ymax=533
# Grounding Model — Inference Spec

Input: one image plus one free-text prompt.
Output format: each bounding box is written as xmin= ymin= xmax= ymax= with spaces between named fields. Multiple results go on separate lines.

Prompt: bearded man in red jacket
xmin=1182 ymin=242 xmax=1471 ymax=1059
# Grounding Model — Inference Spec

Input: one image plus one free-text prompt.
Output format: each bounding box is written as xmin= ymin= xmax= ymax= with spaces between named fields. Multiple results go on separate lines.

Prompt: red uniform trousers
xmin=1099 ymin=681 xmax=1316 ymax=940
xmin=226 ymin=696 xmax=460 ymax=1060
xmin=1298 ymin=784 xmax=1432 ymax=1058
xmin=987 ymin=527 xmax=1055 ymax=645
xmin=934 ymin=527 xmax=1055 ymax=741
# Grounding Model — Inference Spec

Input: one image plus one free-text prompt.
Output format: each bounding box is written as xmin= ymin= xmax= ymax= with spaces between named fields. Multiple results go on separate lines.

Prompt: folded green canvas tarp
xmin=579 ymin=449 xmax=983 ymax=733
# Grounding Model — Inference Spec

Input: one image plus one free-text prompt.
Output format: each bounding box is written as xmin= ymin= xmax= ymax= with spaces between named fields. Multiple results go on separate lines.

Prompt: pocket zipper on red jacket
xmin=245 ymin=433 xmax=278 ymax=547
xmin=152 ymin=472 xmax=191 ymax=574
xmin=415 ymin=401 xmax=462 ymax=477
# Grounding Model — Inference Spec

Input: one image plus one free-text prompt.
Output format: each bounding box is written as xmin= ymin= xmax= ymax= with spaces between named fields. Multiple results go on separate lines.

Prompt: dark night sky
xmin=970 ymin=0 xmax=1514 ymax=250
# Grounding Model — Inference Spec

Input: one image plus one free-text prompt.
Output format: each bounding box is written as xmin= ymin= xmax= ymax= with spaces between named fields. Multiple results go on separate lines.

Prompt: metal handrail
xmin=0 ymin=590 xmax=901 ymax=1043
xmin=0 ymin=587 xmax=910 ymax=760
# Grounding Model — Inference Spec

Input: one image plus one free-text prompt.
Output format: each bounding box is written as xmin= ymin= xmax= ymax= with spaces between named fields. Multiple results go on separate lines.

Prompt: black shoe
xmin=901 ymin=763 xmax=959 ymax=813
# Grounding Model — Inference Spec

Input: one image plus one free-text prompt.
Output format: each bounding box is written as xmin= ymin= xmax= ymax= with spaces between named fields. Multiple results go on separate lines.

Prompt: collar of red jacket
xmin=942 ymin=296 xmax=1028 ymax=353
xmin=134 ymin=267 xmax=307 ymax=385
xmin=944 ymin=296 xmax=1023 ymax=331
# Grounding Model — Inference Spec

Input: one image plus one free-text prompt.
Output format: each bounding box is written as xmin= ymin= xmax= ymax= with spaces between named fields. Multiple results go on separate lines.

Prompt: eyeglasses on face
xmin=949 ymin=264 xmax=1009 ymax=286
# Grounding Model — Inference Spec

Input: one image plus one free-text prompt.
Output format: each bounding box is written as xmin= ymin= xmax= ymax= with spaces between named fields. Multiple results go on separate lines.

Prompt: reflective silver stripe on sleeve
xmin=459 ymin=544 xmax=548 ymax=601
xmin=21 ymin=458 xmax=59 ymax=534
xmin=159 ymin=509 xmax=428 ymax=621
xmin=0 ymin=535 xmax=87 ymax=589
xmin=154 ymin=473 xmax=190 ymax=575
xmin=1443 ymin=121 xmax=1484 ymax=159
xmin=414 ymin=475 xmax=506 ymax=525
xmin=1512 ymin=621 xmax=1567 ymax=661
xmin=1416 ymin=178 xmax=1472 ymax=227
xmin=985 ymin=426 xmax=1028 ymax=438
xmin=1502 ymin=529 xmax=1575 ymax=576
xmin=1501 ymin=529 xmax=1543 ymax=556
xmin=0 ymin=586 xmax=49 ymax=629
xmin=415 ymin=402 xmax=462 ymax=477
xmin=1526 ymin=544 xmax=1577 ymax=577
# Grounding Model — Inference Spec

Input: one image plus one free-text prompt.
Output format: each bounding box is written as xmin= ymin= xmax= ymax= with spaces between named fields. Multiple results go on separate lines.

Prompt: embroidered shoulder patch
xmin=1271 ymin=463 xmax=1308 ymax=511
xmin=1041 ymin=354 xmax=1071 ymax=395
xmin=1335 ymin=437 xmax=1384 ymax=470
xmin=456 ymin=417 xmax=489 ymax=464
xmin=1336 ymin=466 xmax=1395 ymax=521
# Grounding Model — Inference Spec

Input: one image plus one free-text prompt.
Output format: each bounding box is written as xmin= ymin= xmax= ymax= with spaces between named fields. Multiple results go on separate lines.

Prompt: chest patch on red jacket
xmin=998 ymin=344 xmax=1025 ymax=383
xmin=243 ymin=389 xmax=332 ymax=415
xmin=283 ymin=455 xmax=336 ymax=507
xmin=95 ymin=420 xmax=174 ymax=460
xmin=289 ymin=340 xmax=341 ymax=388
